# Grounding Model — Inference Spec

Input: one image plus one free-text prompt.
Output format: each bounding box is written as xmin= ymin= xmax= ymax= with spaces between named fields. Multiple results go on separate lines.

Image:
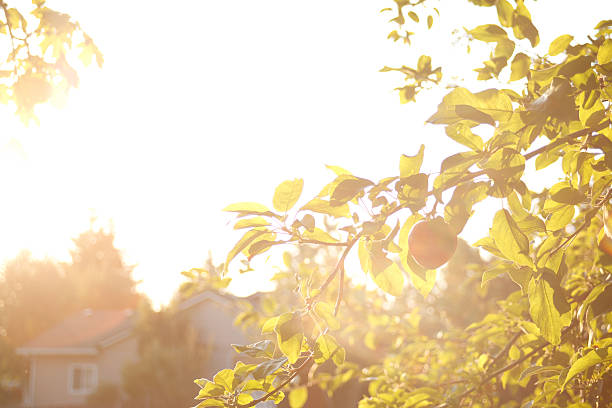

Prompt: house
xmin=16 ymin=291 xmax=248 ymax=408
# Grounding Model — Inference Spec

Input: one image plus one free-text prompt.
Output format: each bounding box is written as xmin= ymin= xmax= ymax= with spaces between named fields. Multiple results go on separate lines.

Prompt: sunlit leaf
xmin=549 ymin=34 xmax=573 ymax=56
xmin=289 ymin=386 xmax=308 ymax=408
xmin=510 ymin=53 xmax=530 ymax=81
xmin=469 ymin=24 xmax=507 ymax=42
xmin=213 ymin=369 xmax=236 ymax=392
xmin=274 ymin=312 xmax=304 ymax=364
xmin=400 ymin=144 xmax=425 ymax=177
xmin=330 ymin=177 xmax=373 ymax=206
xmin=300 ymin=198 xmax=350 ymax=218
xmin=491 ymin=209 xmax=533 ymax=267
xmin=252 ymin=357 xmax=287 ymax=380
xmin=598 ymin=39 xmax=612 ymax=65
xmin=528 ymin=278 xmax=562 ymax=345
xmin=273 ymin=179 xmax=304 ymax=213
xmin=496 ymin=0 xmax=513 ymax=27
xmin=314 ymin=302 xmax=340 ymax=330
xmin=563 ymin=347 xmax=612 ymax=388
xmin=314 ymin=334 xmax=344 ymax=366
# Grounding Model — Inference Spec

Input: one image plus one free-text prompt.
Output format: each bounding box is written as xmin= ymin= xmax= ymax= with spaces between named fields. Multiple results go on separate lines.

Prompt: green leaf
xmin=513 ymin=14 xmax=539 ymax=47
xmin=455 ymin=104 xmax=495 ymax=125
xmin=234 ymin=217 xmax=270 ymax=229
xmin=545 ymin=205 xmax=574 ymax=231
xmin=301 ymin=228 xmax=339 ymax=244
xmin=496 ymin=0 xmax=513 ymax=27
xmin=469 ymin=24 xmax=508 ymax=42
xmin=213 ymin=369 xmax=236 ymax=392
xmin=549 ymin=34 xmax=573 ymax=56
xmin=528 ymin=278 xmax=562 ymax=345
xmin=427 ymin=87 xmax=512 ymax=126
xmin=325 ymin=164 xmax=351 ymax=176
xmin=373 ymin=262 xmax=404 ymax=296
xmin=225 ymin=229 xmax=271 ymax=273
xmin=314 ymin=302 xmax=341 ymax=330
xmin=491 ymin=209 xmax=533 ymax=267
xmin=232 ymin=340 xmax=274 ymax=358
xmin=195 ymin=380 xmax=226 ymax=398
xmin=314 ymin=334 xmax=344 ymax=365
xmin=550 ymin=186 xmax=585 ymax=205
xmin=400 ymin=144 xmax=425 ymax=177
xmin=563 ymin=347 xmax=612 ymax=387
xmin=237 ymin=394 xmax=254 ymax=405
xmin=481 ymin=262 xmax=508 ymax=287
xmin=273 ymin=179 xmax=304 ymax=213
xmin=224 ymin=202 xmax=273 ymax=215
xmin=508 ymin=266 xmax=532 ymax=294
xmin=252 ymin=357 xmax=287 ymax=380
xmin=261 ymin=316 xmax=279 ymax=334
xmin=598 ymin=39 xmax=612 ymax=65
xmin=274 ymin=312 xmax=304 ymax=364
xmin=510 ymin=53 xmax=530 ymax=81
xmin=330 ymin=178 xmax=373 ymax=206
xmin=300 ymin=198 xmax=350 ymax=218
xmin=289 ymin=386 xmax=308 ymax=408
xmin=518 ymin=365 xmax=562 ymax=382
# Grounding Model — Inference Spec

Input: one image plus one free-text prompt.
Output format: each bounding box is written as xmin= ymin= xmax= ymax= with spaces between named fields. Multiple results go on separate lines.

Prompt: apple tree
xmin=0 ymin=0 xmax=102 ymax=123
xmin=192 ymin=1 xmax=612 ymax=407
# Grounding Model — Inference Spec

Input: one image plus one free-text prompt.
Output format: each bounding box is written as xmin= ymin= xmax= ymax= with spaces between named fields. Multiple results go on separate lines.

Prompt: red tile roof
xmin=20 ymin=309 xmax=134 ymax=349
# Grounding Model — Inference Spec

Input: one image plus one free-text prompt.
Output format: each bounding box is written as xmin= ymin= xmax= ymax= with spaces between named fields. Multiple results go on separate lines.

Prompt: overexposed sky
xmin=0 ymin=0 xmax=609 ymax=306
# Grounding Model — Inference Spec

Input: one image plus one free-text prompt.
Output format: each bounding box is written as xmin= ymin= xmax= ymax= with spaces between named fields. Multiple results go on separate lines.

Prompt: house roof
xmin=17 ymin=309 xmax=134 ymax=356
xmin=16 ymin=290 xmax=251 ymax=356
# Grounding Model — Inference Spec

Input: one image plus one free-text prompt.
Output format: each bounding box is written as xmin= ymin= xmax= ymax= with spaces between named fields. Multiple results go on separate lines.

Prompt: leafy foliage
xmin=193 ymin=2 xmax=612 ymax=405
xmin=0 ymin=0 xmax=102 ymax=123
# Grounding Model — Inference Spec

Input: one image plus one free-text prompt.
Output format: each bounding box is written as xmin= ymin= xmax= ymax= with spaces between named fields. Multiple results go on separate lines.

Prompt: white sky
xmin=0 ymin=0 xmax=609 ymax=307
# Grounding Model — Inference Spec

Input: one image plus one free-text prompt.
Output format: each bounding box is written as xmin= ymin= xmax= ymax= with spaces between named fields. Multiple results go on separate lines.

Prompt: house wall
xmin=183 ymin=298 xmax=248 ymax=377
xmin=98 ymin=335 xmax=138 ymax=387
xmin=29 ymin=355 xmax=96 ymax=407
xmin=25 ymin=337 xmax=137 ymax=407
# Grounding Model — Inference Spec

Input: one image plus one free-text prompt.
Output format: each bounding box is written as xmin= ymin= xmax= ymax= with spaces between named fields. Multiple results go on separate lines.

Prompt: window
xmin=68 ymin=363 xmax=97 ymax=395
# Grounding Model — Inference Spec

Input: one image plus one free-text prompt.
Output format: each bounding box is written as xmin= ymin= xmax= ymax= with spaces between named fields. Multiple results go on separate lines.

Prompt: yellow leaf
xmin=273 ymin=179 xmax=303 ymax=213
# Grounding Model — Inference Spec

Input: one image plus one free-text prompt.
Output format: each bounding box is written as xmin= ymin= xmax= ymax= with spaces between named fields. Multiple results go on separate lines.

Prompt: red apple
xmin=408 ymin=217 xmax=457 ymax=269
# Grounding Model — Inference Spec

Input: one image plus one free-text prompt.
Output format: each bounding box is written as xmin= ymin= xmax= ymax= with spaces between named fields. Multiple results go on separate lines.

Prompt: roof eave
xmin=16 ymin=347 xmax=98 ymax=356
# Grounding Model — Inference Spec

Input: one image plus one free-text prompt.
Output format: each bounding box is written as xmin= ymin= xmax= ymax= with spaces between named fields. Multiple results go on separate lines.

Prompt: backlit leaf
xmin=496 ymin=0 xmax=513 ymax=27
xmin=273 ymin=179 xmax=303 ymax=213
xmin=330 ymin=178 xmax=373 ymax=206
xmin=445 ymin=123 xmax=484 ymax=151
xmin=455 ymin=104 xmax=495 ymax=125
xmin=400 ymin=144 xmax=425 ymax=177
xmin=563 ymin=347 xmax=612 ymax=387
xmin=469 ymin=24 xmax=507 ymax=42
xmin=301 ymin=228 xmax=339 ymax=244
xmin=300 ymin=198 xmax=350 ymax=218
xmin=528 ymin=278 xmax=562 ymax=345
xmin=252 ymin=357 xmax=287 ymax=380
xmin=289 ymin=386 xmax=308 ymax=408
xmin=598 ymin=39 xmax=612 ymax=65
xmin=373 ymin=262 xmax=404 ymax=296
xmin=213 ymin=369 xmax=236 ymax=392
xmin=274 ymin=312 xmax=304 ymax=364
xmin=314 ymin=334 xmax=343 ymax=365
xmin=510 ymin=53 xmax=530 ymax=81
xmin=491 ymin=209 xmax=533 ymax=267
xmin=549 ymin=34 xmax=573 ymax=56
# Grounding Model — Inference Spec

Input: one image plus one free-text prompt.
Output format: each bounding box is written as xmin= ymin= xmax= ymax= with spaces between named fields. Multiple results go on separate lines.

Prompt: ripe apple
xmin=599 ymin=208 xmax=612 ymax=257
xmin=408 ymin=217 xmax=457 ymax=269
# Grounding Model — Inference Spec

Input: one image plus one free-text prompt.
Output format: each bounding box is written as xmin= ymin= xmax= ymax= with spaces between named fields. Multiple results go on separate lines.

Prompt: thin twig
xmin=237 ymin=354 xmax=312 ymax=408
xmin=484 ymin=331 xmax=521 ymax=371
